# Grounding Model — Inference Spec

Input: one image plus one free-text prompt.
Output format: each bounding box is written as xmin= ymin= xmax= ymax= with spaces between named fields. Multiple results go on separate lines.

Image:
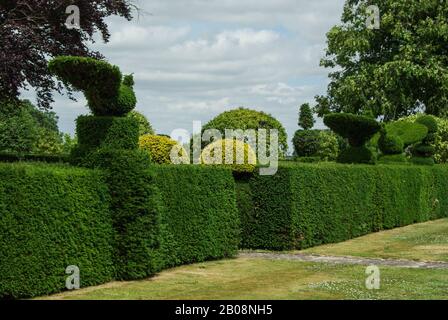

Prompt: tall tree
xmin=0 ymin=0 xmax=136 ymax=109
xmin=315 ymin=0 xmax=448 ymax=121
xmin=298 ymin=103 xmax=315 ymax=130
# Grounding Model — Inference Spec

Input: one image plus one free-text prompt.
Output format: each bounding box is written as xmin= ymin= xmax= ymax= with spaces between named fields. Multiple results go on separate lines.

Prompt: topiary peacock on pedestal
xmin=49 ymin=56 xmax=159 ymax=280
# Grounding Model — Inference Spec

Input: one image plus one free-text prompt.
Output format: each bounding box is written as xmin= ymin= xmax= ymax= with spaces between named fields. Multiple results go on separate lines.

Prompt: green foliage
xmin=324 ymin=113 xmax=380 ymax=164
xmin=73 ymin=116 xmax=139 ymax=162
xmin=152 ymin=166 xmax=240 ymax=270
xmin=293 ymin=130 xmax=339 ymax=161
xmin=48 ymin=56 xmax=136 ymax=116
xmin=316 ymin=131 xmax=340 ymax=161
xmin=324 ymin=113 xmax=381 ymax=147
xmin=83 ymin=148 xmax=160 ymax=280
xmin=382 ymin=121 xmax=428 ymax=146
xmin=298 ymin=103 xmax=315 ymax=130
xmin=378 ymin=132 xmax=404 ymax=155
xmin=411 ymin=157 xmax=435 ymax=166
xmin=238 ymin=163 xmax=448 ymax=250
xmin=315 ymin=0 xmax=448 ymax=120
xmin=338 ymin=146 xmax=376 ymax=164
xmin=399 ymin=115 xmax=448 ymax=164
xmin=293 ymin=130 xmax=320 ymax=157
xmin=0 ymin=100 xmax=64 ymax=155
xmin=202 ymin=108 xmax=288 ymax=157
xmin=378 ymin=154 xmax=408 ymax=164
xmin=0 ymin=163 xmax=114 ymax=298
xmin=416 ymin=115 xmax=438 ymax=134
xmin=139 ymin=134 xmax=188 ymax=165
xmin=127 ymin=111 xmax=155 ymax=136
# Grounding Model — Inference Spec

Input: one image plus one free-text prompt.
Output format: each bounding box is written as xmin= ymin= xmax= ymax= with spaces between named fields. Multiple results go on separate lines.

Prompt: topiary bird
xmin=48 ymin=56 xmax=136 ymax=116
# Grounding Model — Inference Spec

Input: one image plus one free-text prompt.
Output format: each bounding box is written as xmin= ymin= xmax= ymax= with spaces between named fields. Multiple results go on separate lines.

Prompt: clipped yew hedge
xmin=238 ymin=163 xmax=448 ymax=250
xmin=0 ymin=163 xmax=114 ymax=299
xmin=152 ymin=165 xmax=240 ymax=270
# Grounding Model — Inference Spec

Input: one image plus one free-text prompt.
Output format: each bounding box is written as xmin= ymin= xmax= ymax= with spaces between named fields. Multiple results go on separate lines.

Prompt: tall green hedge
xmin=0 ymin=163 xmax=114 ymax=299
xmin=152 ymin=165 xmax=240 ymax=270
xmin=238 ymin=163 xmax=448 ymax=250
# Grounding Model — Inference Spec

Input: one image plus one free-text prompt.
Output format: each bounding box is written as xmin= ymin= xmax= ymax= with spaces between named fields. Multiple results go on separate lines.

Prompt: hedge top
xmin=324 ymin=113 xmax=381 ymax=146
xmin=48 ymin=56 xmax=136 ymax=117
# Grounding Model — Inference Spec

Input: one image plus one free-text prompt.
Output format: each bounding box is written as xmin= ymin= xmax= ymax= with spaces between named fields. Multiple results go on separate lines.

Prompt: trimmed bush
xmin=324 ymin=113 xmax=381 ymax=164
xmin=338 ymin=146 xmax=376 ymax=164
xmin=201 ymin=139 xmax=257 ymax=175
xmin=152 ymin=165 xmax=240 ymax=270
xmin=48 ymin=56 xmax=136 ymax=116
xmin=411 ymin=115 xmax=438 ymax=165
xmin=127 ymin=111 xmax=154 ymax=136
xmin=378 ymin=154 xmax=408 ymax=164
xmin=416 ymin=115 xmax=438 ymax=134
xmin=293 ymin=130 xmax=320 ymax=157
xmin=76 ymin=116 xmax=139 ymax=151
xmin=324 ymin=113 xmax=381 ymax=147
xmin=380 ymin=121 xmax=428 ymax=146
xmin=139 ymin=134 xmax=189 ymax=165
xmin=378 ymin=131 xmax=404 ymax=155
xmin=238 ymin=163 xmax=448 ymax=250
xmin=202 ymin=108 xmax=288 ymax=157
xmin=0 ymin=163 xmax=114 ymax=298
xmin=80 ymin=148 xmax=160 ymax=280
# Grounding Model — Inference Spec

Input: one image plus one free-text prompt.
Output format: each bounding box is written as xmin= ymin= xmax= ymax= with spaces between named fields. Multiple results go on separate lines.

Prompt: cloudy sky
xmin=22 ymin=0 xmax=346 ymax=153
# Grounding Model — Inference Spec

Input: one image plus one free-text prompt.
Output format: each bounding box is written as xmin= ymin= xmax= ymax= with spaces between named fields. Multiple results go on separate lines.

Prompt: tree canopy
xmin=298 ymin=103 xmax=315 ymax=130
xmin=315 ymin=0 xmax=448 ymax=121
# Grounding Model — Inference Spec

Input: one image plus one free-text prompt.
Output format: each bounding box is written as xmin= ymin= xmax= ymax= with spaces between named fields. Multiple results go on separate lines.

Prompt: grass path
xmin=301 ymin=218 xmax=448 ymax=262
xmin=39 ymin=219 xmax=448 ymax=300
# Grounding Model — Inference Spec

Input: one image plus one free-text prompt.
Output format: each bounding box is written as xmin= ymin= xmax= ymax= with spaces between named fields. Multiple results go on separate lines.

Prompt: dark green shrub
xmin=416 ymin=115 xmax=438 ymax=134
xmin=127 ymin=111 xmax=154 ymax=136
xmin=378 ymin=154 xmax=408 ymax=164
xmin=71 ymin=116 xmax=139 ymax=164
xmin=378 ymin=132 xmax=404 ymax=155
xmin=324 ymin=113 xmax=380 ymax=164
xmin=293 ymin=130 xmax=320 ymax=157
xmin=411 ymin=157 xmax=435 ymax=166
xmin=238 ymin=163 xmax=448 ymax=250
xmin=295 ymin=156 xmax=321 ymax=163
xmin=298 ymin=103 xmax=315 ymax=130
xmin=48 ymin=56 xmax=136 ymax=116
xmin=411 ymin=115 xmax=438 ymax=165
xmin=76 ymin=116 xmax=139 ymax=150
xmin=338 ymin=146 xmax=376 ymax=164
xmin=0 ymin=164 xmax=114 ymax=298
xmin=81 ymin=148 xmax=160 ymax=280
xmin=381 ymin=121 xmax=428 ymax=146
xmin=152 ymin=165 xmax=240 ymax=270
xmin=324 ymin=113 xmax=381 ymax=147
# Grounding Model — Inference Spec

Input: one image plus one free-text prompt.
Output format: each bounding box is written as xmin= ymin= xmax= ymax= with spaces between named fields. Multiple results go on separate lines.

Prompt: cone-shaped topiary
xmin=49 ymin=56 xmax=136 ymax=116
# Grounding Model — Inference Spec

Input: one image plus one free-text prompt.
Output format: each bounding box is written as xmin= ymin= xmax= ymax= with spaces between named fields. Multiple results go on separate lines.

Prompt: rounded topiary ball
xmin=378 ymin=133 xmax=404 ymax=155
xmin=139 ymin=134 xmax=189 ymax=164
xmin=201 ymin=139 xmax=257 ymax=174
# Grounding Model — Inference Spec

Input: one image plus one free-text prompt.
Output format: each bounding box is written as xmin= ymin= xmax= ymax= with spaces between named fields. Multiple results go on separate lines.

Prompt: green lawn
xmin=302 ymin=218 xmax=448 ymax=262
xmin=39 ymin=219 xmax=448 ymax=300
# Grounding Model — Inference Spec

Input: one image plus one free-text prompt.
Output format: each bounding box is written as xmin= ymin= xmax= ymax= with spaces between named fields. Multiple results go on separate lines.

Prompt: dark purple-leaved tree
xmin=0 ymin=0 xmax=136 ymax=109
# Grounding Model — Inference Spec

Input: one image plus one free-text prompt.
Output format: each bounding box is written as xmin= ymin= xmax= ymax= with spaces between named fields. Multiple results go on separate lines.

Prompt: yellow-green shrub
xmin=201 ymin=139 xmax=257 ymax=174
xmin=139 ymin=135 xmax=189 ymax=164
